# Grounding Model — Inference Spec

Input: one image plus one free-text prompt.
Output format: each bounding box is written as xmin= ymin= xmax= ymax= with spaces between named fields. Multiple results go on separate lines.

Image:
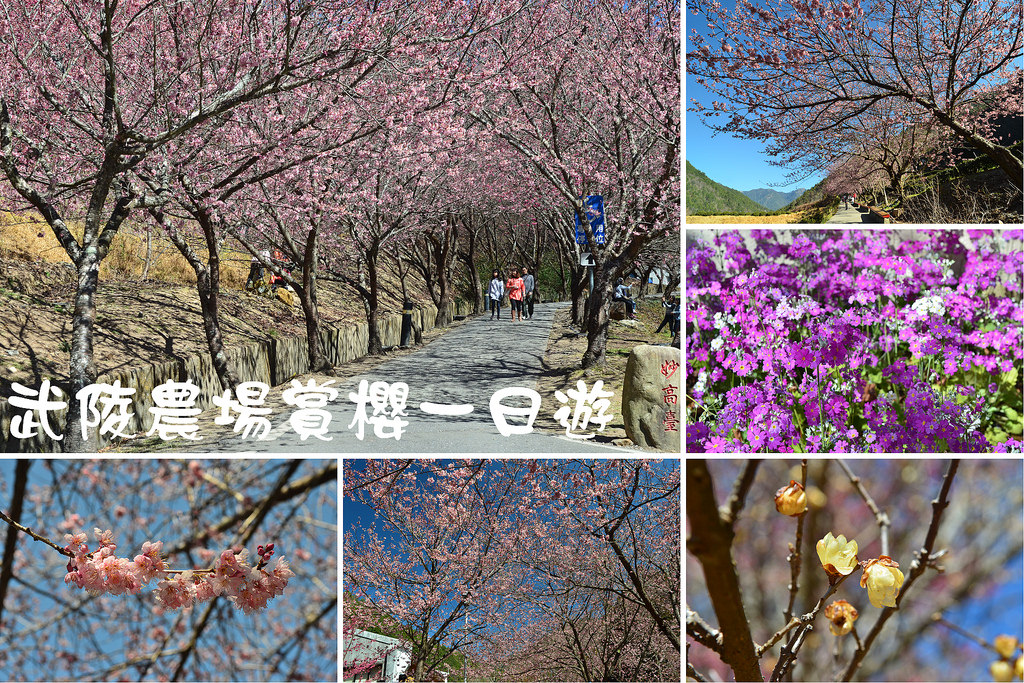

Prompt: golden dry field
xmin=686 ymin=212 xmax=805 ymax=224
xmin=1 ymin=211 xmax=250 ymax=286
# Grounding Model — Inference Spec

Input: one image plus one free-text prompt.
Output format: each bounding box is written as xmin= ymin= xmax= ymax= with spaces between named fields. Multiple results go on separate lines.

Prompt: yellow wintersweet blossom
xmin=860 ymin=556 xmax=905 ymax=608
xmin=774 ymin=480 xmax=807 ymax=516
xmin=824 ymin=599 xmax=858 ymax=636
xmin=816 ymin=532 xmax=858 ymax=581
xmin=994 ymin=635 xmax=1018 ymax=659
xmin=990 ymin=660 xmax=1014 ymax=683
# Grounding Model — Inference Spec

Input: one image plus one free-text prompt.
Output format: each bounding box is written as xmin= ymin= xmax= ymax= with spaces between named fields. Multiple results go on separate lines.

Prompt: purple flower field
xmin=686 ymin=229 xmax=1024 ymax=453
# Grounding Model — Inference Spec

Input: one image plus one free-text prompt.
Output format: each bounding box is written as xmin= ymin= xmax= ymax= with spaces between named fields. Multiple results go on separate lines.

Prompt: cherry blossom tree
xmin=470 ymin=0 xmax=680 ymax=367
xmin=344 ymin=460 xmax=533 ymax=680
xmin=0 ymin=0 xmax=537 ymax=449
xmin=823 ymin=155 xmax=890 ymax=199
xmin=344 ymin=458 xmax=680 ymax=682
xmin=0 ymin=458 xmax=337 ymax=681
xmin=141 ymin=78 xmax=379 ymax=385
xmin=0 ymin=0 xmax=387 ymax=450
xmin=688 ymin=0 xmax=1023 ymax=188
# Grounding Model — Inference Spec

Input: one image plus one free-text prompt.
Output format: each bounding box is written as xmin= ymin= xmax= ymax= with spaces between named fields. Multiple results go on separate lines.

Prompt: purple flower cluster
xmin=687 ymin=229 xmax=1024 ymax=453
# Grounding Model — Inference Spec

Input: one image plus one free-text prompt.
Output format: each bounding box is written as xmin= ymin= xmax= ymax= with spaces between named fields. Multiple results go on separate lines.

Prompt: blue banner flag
xmin=574 ymin=195 xmax=605 ymax=246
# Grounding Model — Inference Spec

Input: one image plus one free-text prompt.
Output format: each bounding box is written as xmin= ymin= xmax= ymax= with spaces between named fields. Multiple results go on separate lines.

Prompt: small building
xmin=344 ymin=629 xmax=412 ymax=683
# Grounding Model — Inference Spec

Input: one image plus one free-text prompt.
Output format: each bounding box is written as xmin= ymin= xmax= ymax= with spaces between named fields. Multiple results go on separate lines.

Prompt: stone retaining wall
xmin=1 ymin=301 xmax=468 ymax=452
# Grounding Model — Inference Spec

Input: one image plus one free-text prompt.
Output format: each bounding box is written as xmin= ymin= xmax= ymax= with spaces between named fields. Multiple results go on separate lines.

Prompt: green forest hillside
xmin=686 ymin=161 xmax=768 ymax=214
xmin=782 ymin=179 xmax=827 ymax=211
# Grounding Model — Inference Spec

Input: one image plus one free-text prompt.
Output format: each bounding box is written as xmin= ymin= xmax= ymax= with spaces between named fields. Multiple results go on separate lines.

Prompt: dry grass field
xmin=686 ymin=212 xmax=806 ymax=224
xmin=0 ymin=211 xmax=251 ymax=286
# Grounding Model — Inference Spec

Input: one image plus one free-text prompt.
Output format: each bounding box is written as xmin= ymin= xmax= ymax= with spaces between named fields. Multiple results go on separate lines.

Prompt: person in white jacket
xmin=487 ymin=270 xmax=506 ymax=320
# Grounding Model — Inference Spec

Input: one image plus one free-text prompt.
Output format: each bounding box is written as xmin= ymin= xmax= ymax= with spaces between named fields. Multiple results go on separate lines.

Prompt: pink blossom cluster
xmin=63 ymin=529 xmax=164 ymax=595
xmin=64 ymin=528 xmax=293 ymax=614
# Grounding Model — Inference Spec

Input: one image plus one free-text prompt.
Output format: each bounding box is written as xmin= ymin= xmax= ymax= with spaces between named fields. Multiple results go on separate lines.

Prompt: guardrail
xmin=852 ymin=203 xmax=893 ymax=223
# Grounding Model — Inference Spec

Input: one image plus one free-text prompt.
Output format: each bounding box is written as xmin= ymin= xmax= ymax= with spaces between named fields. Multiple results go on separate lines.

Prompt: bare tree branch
xmin=757 ymin=617 xmax=800 ymax=657
xmin=686 ymin=605 xmax=723 ymax=654
xmin=932 ymin=614 xmax=1002 ymax=654
xmin=0 ymin=460 xmax=32 ymax=628
xmin=837 ymin=459 xmax=891 ymax=556
xmin=770 ymin=572 xmax=853 ymax=681
xmin=687 ymin=459 xmax=763 ymax=681
xmin=841 ymin=459 xmax=960 ymax=681
xmin=722 ymin=459 xmax=762 ymax=528
xmin=782 ymin=459 xmax=808 ymax=625
xmin=164 ymin=461 xmax=336 ymax=557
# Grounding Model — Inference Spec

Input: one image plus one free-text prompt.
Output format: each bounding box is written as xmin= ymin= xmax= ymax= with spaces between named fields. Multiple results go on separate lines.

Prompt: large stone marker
xmin=621 ymin=344 xmax=681 ymax=452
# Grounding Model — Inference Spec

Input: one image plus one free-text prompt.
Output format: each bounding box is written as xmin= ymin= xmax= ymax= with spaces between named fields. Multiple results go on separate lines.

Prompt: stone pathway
xmin=826 ymin=203 xmax=870 ymax=224
xmin=134 ymin=303 xmax=637 ymax=453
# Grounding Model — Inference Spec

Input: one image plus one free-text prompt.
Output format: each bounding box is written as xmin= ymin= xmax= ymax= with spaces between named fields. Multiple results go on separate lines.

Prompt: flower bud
xmin=994 ymin=635 xmax=1018 ymax=659
xmin=990 ymin=660 xmax=1013 ymax=682
xmin=824 ymin=599 xmax=858 ymax=636
xmin=859 ymin=556 xmax=905 ymax=608
xmin=816 ymin=532 xmax=858 ymax=582
xmin=775 ymin=480 xmax=807 ymax=516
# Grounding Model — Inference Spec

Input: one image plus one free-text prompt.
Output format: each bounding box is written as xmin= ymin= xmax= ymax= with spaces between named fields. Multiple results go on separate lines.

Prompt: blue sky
xmin=343 ymin=458 xmax=681 ymax=660
xmin=685 ymin=2 xmax=826 ymax=193
xmin=0 ymin=458 xmax=337 ymax=682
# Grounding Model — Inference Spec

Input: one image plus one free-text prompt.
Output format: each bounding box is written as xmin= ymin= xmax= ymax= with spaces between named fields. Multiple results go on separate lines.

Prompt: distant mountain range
xmin=686 ymin=161 xmax=767 ymax=215
xmin=741 ymin=187 xmax=808 ymax=211
xmin=781 ymin=180 xmax=827 ymax=211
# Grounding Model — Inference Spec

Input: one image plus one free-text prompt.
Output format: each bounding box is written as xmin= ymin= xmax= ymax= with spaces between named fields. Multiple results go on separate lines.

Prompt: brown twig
xmin=722 ymin=459 xmax=763 ymax=527
xmin=0 ymin=507 xmax=73 ymax=558
xmin=770 ymin=572 xmax=853 ymax=681
xmin=783 ymin=460 xmax=808 ymax=625
xmin=840 ymin=459 xmax=960 ymax=681
xmin=851 ymin=624 xmax=863 ymax=653
xmin=757 ymin=617 xmax=800 ymax=657
xmin=932 ymin=614 xmax=1001 ymax=654
xmin=687 ymin=459 xmax=764 ymax=681
xmin=837 ymin=459 xmax=891 ymax=556
xmin=687 ymin=605 xmax=723 ymax=654
xmin=687 ymin=660 xmax=710 ymax=682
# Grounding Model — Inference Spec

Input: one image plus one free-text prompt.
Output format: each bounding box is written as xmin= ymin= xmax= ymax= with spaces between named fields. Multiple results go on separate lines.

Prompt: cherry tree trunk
xmin=298 ymin=289 xmax=329 ymax=374
xmin=365 ymin=255 xmax=384 ymax=356
xmin=570 ymin=265 xmax=589 ymax=328
xmin=299 ymin=230 xmax=331 ymax=374
xmin=932 ymin=108 xmax=1024 ymax=190
xmin=460 ymin=218 xmax=483 ymax=314
xmin=195 ymin=265 xmax=239 ymax=392
xmin=164 ymin=217 xmax=238 ymax=392
xmin=63 ymin=251 xmax=102 ymax=452
xmin=582 ymin=261 xmax=616 ymax=368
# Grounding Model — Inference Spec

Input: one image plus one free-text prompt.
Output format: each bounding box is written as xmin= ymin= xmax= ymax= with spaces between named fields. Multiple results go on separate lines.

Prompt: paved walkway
xmin=826 ymin=203 xmax=871 ymax=223
xmin=194 ymin=302 xmax=635 ymax=453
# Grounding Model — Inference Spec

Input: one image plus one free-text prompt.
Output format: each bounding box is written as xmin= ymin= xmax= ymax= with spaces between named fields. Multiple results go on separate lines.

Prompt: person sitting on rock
xmin=613 ymin=278 xmax=636 ymax=319
xmin=246 ymin=249 xmax=271 ymax=291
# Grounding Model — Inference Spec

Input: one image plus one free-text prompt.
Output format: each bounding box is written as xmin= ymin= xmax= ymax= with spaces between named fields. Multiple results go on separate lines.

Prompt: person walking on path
xmin=507 ymin=268 xmax=525 ymax=321
xmin=488 ymin=270 xmax=505 ymax=320
xmin=655 ymin=294 xmax=679 ymax=334
xmin=522 ymin=266 xmax=536 ymax=319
